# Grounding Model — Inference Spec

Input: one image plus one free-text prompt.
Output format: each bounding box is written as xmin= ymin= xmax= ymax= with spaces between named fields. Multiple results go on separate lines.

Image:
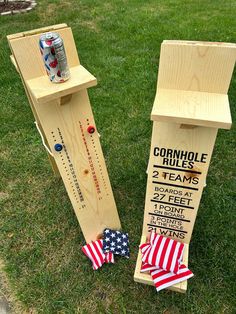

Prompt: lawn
xmin=0 ymin=0 xmax=236 ymax=313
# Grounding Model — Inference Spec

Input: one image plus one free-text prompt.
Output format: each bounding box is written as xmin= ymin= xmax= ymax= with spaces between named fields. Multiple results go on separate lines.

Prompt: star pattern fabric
xmin=103 ymin=228 xmax=130 ymax=258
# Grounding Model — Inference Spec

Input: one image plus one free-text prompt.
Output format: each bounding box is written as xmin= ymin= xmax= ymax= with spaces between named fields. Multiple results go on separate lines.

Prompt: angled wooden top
xmin=152 ymin=40 xmax=236 ymax=128
xmin=8 ymin=25 xmax=80 ymax=81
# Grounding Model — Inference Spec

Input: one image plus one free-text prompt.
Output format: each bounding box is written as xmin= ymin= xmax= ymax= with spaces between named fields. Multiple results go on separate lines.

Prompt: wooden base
xmin=134 ymin=236 xmax=189 ymax=293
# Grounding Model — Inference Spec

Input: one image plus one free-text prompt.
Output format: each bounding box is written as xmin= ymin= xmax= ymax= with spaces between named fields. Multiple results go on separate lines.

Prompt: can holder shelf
xmin=7 ymin=24 xmax=121 ymax=243
xmin=26 ymin=65 xmax=97 ymax=104
xmin=134 ymin=40 xmax=236 ymax=293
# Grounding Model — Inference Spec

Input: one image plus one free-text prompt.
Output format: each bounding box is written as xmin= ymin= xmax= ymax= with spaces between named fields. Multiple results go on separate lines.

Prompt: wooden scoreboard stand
xmin=134 ymin=40 xmax=236 ymax=293
xmin=7 ymin=24 xmax=121 ymax=243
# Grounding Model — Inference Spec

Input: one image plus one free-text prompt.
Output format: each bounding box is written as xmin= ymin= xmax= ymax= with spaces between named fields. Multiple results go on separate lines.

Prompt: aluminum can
xmin=39 ymin=32 xmax=70 ymax=83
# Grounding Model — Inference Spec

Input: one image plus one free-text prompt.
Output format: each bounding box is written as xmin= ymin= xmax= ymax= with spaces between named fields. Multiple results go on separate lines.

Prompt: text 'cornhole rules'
xmin=134 ymin=40 xmax=236 ymax=293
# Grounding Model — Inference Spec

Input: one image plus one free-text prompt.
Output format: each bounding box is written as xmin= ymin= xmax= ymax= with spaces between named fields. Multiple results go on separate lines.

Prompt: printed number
xmin=153 ymin=193 xmax=165 ymax=201
xmin=148 ymin=226 xmax=157 ymax=233
xmin=152 ymin=171 xmax=159 ymax=178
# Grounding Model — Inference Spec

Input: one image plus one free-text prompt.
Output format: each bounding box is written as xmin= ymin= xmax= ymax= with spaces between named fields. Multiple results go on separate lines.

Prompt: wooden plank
xmin=9 ymin=27 xmax=80 ymax=81
xmin=8 ymin=26 xmax=121 ymax=243
xmin=27 ymin=65 xmax=97 ymax=104
xmin=6 ymin=23 xmax=68 ymax=40
xmin=163 ymin=40 xmax=236 ymax=48
xmin=142 ymin=121 xmax=217 ymax=244
xmin=21 ymin=24 xmax=68 ymax=37
xmin=157 ymin=41 xmax=236 ymax=94
xmin=32 ymin=89 xmax=121 ymax=242
xmin=151 ymin=89 xmax=232 ymax=129
xmin=134 ymin=235 xmax=189 ymax=293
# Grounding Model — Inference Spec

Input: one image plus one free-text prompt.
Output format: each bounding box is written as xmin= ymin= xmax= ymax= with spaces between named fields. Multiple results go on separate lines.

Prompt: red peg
xmin=87 ymin=125 xmax=96 ymax=134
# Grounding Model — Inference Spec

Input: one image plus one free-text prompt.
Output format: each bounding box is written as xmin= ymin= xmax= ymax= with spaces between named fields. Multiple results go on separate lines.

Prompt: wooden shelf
xmin=134 ymin=236 xmax=189 ymax=293
xmin=151 ymin=88 xmax=232 ymax=129
xmin=26 ymin=65 xmax=97 ymax=104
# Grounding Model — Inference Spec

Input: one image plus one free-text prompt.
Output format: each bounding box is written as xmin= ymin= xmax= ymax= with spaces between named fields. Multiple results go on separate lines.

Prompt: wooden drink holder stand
xmin=7 ymin=24 xmax=121 ymax=243
xmin=134 ymin=40 xmax=236 ymax=293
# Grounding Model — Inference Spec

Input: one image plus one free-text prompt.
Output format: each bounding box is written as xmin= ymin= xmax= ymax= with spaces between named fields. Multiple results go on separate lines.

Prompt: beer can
xmin=39 ymin=32 xmax=70 ymax=83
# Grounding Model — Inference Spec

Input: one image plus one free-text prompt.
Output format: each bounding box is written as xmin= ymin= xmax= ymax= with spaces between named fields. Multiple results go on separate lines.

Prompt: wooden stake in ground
xmin=134 ymin=40 xmax=236 ymax=293
xmin=7 ymin=24 xmax=121 ymax=243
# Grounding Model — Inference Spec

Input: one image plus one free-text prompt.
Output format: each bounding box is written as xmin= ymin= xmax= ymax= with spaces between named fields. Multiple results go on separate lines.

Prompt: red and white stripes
xmin=104 ymin=251 xmax=115 ymax=264
xmin=142 ymin=233 xmax=184 ymax=274
xmin=82 ymin=240 xmax=114 ymax=270
xmin=139 ymin=232 xmax=193 ymax=292
xmin=150 ymin=264 xmax=193 ymax=291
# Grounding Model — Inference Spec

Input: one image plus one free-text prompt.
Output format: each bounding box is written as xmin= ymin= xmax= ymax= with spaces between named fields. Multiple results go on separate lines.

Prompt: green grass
xmin=0 ymin=0 xmax=236 ymax=313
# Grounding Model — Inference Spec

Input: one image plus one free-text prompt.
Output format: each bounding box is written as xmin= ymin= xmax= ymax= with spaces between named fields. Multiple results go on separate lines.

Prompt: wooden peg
xmin=59 ymin=94 xmax=72 ymax=105
xmin=180 ymin=124 xmax=197 ymax=129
